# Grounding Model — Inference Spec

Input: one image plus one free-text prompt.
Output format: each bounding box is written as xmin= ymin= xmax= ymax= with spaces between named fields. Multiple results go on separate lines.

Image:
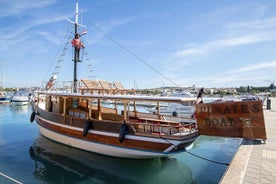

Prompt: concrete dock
xmin=220 ymin=99 xmax=276 ymax=183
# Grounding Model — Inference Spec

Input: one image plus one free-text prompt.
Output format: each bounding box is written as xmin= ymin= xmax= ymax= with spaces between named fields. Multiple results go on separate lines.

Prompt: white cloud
xmin=87 ymin=16 xmax=138 ymax=45
xmin=174 ymin=48 xmax=206 ymax=57
xmin=226 ymin=17 xmax=276 ymax=36
xmin=227 ymin=61 xmax=276 ymax=74
xmin=0 ymin=0 xmax=57 ymax=17
xmin=174 ymin=32 xmax=274 ymax=59
xmin=173 ymin=8 xmax=276 ymax=59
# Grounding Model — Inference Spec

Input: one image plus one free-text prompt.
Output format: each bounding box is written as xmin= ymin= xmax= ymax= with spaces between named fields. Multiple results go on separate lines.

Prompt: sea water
xmin=0 ymin=104 xmax=242 ymax=184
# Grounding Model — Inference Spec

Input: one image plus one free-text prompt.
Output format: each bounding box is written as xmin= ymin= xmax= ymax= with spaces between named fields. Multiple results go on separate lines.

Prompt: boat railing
xmin=128 ymin=110 xmax=196 ymax=124
xmin=127 ymin=110 xmax=197 ymax=136
xmin=163 ymin=115 xmax=196 ymax=124
xmin=131 ymin=120 xmax=197 ymax=136
xmin=128 ymin=110 xmax=164 ymax=120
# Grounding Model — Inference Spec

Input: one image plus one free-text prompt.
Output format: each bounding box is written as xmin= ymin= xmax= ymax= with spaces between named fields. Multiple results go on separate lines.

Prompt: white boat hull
xmin=38 ymin=124 xmax=175 ymax=159
xmin=11 ymin=95 xmax=29 ymax=106
xmin=11 ymin=101 xmax=29 ymax=106
xmin=0 ymin=99 xmax=10 ymax=104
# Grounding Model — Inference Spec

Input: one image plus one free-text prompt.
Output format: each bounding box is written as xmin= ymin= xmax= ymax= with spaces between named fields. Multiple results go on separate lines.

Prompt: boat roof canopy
xmin=38 ymin=92 xmax=196 ymax=103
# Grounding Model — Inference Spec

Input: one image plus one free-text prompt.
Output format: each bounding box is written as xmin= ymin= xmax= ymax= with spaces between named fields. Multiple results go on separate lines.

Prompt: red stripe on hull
xmin=36 ymin=116 xmax=173 ymax=153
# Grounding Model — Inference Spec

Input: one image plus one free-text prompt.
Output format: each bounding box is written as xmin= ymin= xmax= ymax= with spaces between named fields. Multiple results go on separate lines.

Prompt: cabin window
xmin=72 ymin=98 xmax=78 ymax=108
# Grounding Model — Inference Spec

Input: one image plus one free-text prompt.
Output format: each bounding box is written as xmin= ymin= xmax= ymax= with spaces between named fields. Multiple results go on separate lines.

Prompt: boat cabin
xmin=35 ymin=89 xmax=198 ymax=137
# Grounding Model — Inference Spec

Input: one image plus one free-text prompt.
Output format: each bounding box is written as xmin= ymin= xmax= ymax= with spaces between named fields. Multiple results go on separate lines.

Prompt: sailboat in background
xmin=0 ymin=60 xmax=11 ymax=104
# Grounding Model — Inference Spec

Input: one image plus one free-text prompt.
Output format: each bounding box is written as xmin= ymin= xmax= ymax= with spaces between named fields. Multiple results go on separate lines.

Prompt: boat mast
xmin=67 ymin=1 xmax=85 ymax=93
xmin=73 ymin=1 xmax=79 ymax=93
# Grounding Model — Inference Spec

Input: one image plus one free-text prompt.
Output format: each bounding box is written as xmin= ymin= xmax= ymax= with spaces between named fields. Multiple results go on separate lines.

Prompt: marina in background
xmin=28 ymin=2 xmax=267 ymax=161
xmin=0 ymin=1 xmax=275 ymax=183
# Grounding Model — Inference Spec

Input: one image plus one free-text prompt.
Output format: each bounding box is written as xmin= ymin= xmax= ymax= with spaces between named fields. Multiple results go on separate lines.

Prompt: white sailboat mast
xmin=67 ymin=1 xmax=85 ymax=27
xmin=75 ymin=2 xmax=79 ymax=25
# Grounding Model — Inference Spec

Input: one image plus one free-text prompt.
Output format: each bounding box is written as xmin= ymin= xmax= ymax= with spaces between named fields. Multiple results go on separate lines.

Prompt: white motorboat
xmin=11 ymin=91 xmax=29 ymax=106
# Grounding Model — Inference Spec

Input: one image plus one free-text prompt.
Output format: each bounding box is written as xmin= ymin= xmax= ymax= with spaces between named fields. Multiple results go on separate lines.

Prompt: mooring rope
xmin=159 ymin=135 xmax=228 ymax=165
xmin=159 ymin=133 xmax=229 ymax=166
xmin=185 ymin=150 xmax=229 ymax=166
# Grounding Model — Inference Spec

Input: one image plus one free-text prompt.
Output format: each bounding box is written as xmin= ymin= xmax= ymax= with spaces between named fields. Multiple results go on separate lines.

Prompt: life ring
xmin=46 ymin=76 xmax=57 ymax=90
xmin=46 ymin=80 xmax=54 ymax=90
xmin=83 ymin=121 xmax=92 ymax=137
xmin=30 ymin=111 xmax=35 ymax=123
xmin=119 ymin=124 xmax=128 ymax=143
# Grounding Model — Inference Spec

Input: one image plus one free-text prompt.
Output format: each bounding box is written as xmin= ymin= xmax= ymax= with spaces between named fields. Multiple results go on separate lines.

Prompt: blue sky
xmin=1 ymin=0 xmax=276 ymax=89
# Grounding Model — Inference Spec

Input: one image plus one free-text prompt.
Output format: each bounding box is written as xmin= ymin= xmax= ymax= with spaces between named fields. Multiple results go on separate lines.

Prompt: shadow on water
xmin=29 ymin=135 xmax=194 ymax=184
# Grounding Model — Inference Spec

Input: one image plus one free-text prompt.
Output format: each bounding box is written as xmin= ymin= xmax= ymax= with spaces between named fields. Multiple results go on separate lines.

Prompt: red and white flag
xmin=81 ymin=29 xmax=87 ymax=35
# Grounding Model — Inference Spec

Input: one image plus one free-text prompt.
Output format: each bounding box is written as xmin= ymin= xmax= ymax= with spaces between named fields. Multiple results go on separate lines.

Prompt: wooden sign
xmin=195 ymin=101 xmax=266 ymax=140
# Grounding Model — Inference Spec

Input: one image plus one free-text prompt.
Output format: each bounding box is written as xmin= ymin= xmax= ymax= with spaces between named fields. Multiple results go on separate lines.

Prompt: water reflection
xmin=9 ymin=104 xmax=30 ymax=115
xmin=175 ymin=136 xmax=242 ymax=183
xmin=29 ymin=136 xmax=194 ymax=184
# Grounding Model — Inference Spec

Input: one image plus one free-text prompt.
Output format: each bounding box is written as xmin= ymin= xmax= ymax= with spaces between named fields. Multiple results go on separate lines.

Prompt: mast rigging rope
xmin=41 ymin=22 xmax=73 ymax=88
xmin=89 ymin=23 xmax=180 ymax=87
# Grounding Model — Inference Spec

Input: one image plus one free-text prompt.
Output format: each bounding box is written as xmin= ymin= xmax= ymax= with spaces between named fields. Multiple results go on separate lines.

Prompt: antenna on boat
xmin=67 ymin=1 xmax=86 ymax=93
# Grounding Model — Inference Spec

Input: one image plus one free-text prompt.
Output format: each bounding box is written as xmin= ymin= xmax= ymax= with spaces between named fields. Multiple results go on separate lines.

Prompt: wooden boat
xmin=30 ymin=2 xmax=198 ymax=159
xmin=31 ymin=88 xmax=198 ymax=159
xmin=31 ymin=2 xmax=267 ymax=160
